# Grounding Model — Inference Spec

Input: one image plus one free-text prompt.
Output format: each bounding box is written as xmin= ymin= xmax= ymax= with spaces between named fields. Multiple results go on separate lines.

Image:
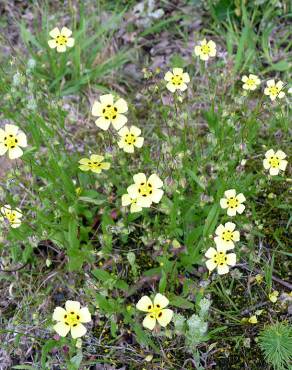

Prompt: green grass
xmin=0 ymin=0 xmax=291 ymax=369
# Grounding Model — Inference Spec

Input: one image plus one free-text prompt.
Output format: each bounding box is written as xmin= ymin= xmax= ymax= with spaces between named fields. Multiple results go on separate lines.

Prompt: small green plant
xmin=258 ymin=322 xmax=292 ymax=370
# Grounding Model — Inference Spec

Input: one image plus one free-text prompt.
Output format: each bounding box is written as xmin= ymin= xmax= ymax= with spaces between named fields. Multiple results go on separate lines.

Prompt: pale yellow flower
xmin=48 ymin=27 xmax=75 ymax=52
xmin=0 ymin=124 xmax=27 ymax=159
xmin=194 ymin=39 xmax=216 ymax=61
xmin=118 ymin=126 xmax=144 ymax=153
xmin=269 ymin=290 xmax=279 ymax=303
xmin=53 ymin=300 xmax=91 ymax=339
xmin=0 ymin=204 xmax=22 ymax=228
xmin=214 ymin=222 xmax=239 ymax=250
xmin=248 ymin=315 xmax=258 ymax=324
xmin=92 ymin=94 xmax=128 ymax=131
xmin=121 ymin=193 xmax=142 ymax=213
xmin=136 ymin=293 xmax=173 ymax=330
xmin=241 ymin=74 xmax=261 ymax=91
xmin=255 ymin=274 xmax=263 ymax=284
xmin=220 ymin=189 xmax=246 ymax=217
xmin=164 ymin=68 xmax=190 ymax=93
xmin=264 ymin=80 xmax=285 ymax=101
xmin=78 ymin=154 xmax=110 ymax=174
xmin=263 ymin=149 xmax=288 ymax=176
xmin=205 ymin=246 xmax=236 ymax=275
xmin=127 ymin=173 xmax=164 ymax=208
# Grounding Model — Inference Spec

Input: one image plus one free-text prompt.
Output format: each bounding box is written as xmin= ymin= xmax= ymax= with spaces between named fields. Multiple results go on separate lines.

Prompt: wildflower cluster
xmin=0 ymin=25 xmax=289 ymax=351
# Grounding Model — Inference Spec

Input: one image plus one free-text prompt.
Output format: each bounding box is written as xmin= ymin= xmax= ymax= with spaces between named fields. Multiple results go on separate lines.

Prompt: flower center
xmin=222 ymin=230 xmax=233 ymax=242
xmin=212 ymin=251 xmax=227 ymax=266
xmin=268 ymin=86 xmax=279 ymax=96
xmin=138 ymin=182 xmax=153 ymax=197
xmin=201 ymin=45 xmax=211 ymax=55
xmin=102 ymin=105 xmax=118 ymax=120
xmin=246 ymin=79 xmax=255 ymax=86
xmin=125 ymin=133 xmax=136 ymax=145
xmin=268 ymin=156 xmax=280 ymax=168
xmin=4 ymin=134 xmax=18 ymax=149
xmin=226 ymin=197 xmax=239 ymax=209
xmin=64 ymin=311 xmax=81 ymax=327
xmin=148 ymin=304 xmax=163 ymax=319
xmin=87 ymin=161 xmax=102 ymax=170
xmin=55 ymin=35 xmax=68 ymax=46
xmin=171 ymin=75 xmax=183 ymax=86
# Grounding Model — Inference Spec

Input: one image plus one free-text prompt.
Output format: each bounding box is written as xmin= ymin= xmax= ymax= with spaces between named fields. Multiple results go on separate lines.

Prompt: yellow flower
xmin=264 ymin=80 xmax=285 ymax=101
xmin=220 ymin=189 xmax=246 ymax=217
xmin=0 ymin=124 xmax=27 ymax=159
xmin=269 ymin=290 xmax=279 ymax=303
xmin=48 ymin=27 xmax=75 ymax=52
xmin=118 ymin=126 xmax=144 ymax=153
xmin=78 ymin=154 xmax=110 ymax=174
xmin=92 ymin=94 xmax=128 ymax=131
xmin=214 ymin=222 xmax=239 ymax=250
xmin=263 ymin=149 xmax=288 ymax=176
xmin=164 ymin=68 xmax=190 ymax=93
xmin=121 ymin=193 xmax=142 ymax=213
xmin=127 ymin=173 xmax=164 ymax=208
xmin=0 ymin=204 xmax=22 ymax=228
xmin=248 ymin=315 xmax=258 ymax=324
xmin=241 ymin=74 xmax=261 ymax=91
xmin=255 ymin=274 xmax=263 ymax=284
xmin=194 ymin=39 xmax=216 ymax=61
xmin=136 ymin=293 xmax=173 ymax=330
xmin=205 ymin=246 xmax=236 ymax=275
xmin=53 ymin=300 xmax=91 ymax=339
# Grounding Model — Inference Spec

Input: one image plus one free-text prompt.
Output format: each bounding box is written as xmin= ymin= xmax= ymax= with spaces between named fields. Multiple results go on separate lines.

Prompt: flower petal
xmin=48 ymin=39 xmax=57 ymax=48
xmin=114 ymin=98 xmax=128 ymax=114
xmin=206 ymin=259 xmax=217 ymax=271
xmin=148 ymin=174 xmax=163 ymax=188
xmin=65 ymin=300 xmax=80 ymax=313
xmin=134 ymin=137 xmax=144 ymax=148
xmin=71 ymin=323 xmax=87 ymax=338
xmin=215 ymin=224 xmax=225 ymax=236
xmin=66 ymin=38 xmax=75 ymax=47
xmin=100 ymin=94 xmax=113 ymax=106
xmin=154 ymin=293 xmax=169 ymax=309
xmin=136 ymin=296 xmax=153 ymax=312
xmin=166 ymin=82 xmax=176 ymax=93
xmin=224 ymin=189 xmax=236 ymax=198
xmin=205 ymin=247 xmax=217 ymax=259
xmin=16 ymin=132 xmax=27 ymax=147
xmin=220 ymin=198 xmax=228 ymax=209
xmin=56 ymin=45 xmax=66 ymax=53
xmin=127 ymin=184 xmax=139 ymax=199
xmin=79 ymin=307 xmax=91 ymax=323
xmin=164 ymin=71 xmax=173 ymax=81
xmin=130 ymin=126 xmax=141 ymax=136
xmin=151 ymin=188 xmax=164 ymax=203
xmin=9 ymin=147 xmax=23 ymax=159
xmin=118 ymin=126 xmax=129 ymax=137
xmin=225 ymin=222 xmax=236 ymax=231
xmin=236 ymin=193 xmax=246 ymax=203
xmin=61 ymin=27 xmax=72 ymax=37
xmin=279 ymin=160 xmax=287 ymax=171
xmin=122 ymin=194 xmax=132 ymax=206
xmin=142 ymin=314 xmax=156 ymax=330
xmin=236 ymin=204 xmax=245 ymax=214
xmin=133 ymin=173 xmax=146 ymax=185
xmin=173 ymin=67 xmax=183 ymax=75
xmin=95 ymin=117 xmax=111 ymax=130
xmin=49 ymin=27 xmax=60 ymax=38
xmin=275 ymin=150 xmax=286 ymax=159
xmin=227 ymin=207 xmax=237 ymax=217
xmin=53 ymin=322 xmax=70 ymax=337
xmin=226 ymin=253 xmax=236 ymax=266
xmin=217 ymin=265 xmax=230 ymax=275
xmin=5 ymin=124 xmax=19 ymax=136
xmin=157 ymin=309 xmax=173 ymax=327
xmin=53 ymin=307 xmax=67 ymax=321
xmin=92 ymin=101 xmax=103 ymax=116
xmin=112 ymin=114 xmax=127 ymax=130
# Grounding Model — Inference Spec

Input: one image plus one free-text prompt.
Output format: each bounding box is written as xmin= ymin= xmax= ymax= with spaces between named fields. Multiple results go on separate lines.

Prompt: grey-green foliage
xmin=258 ymin=322 xmax=292 ymax=370
xmin=173 ymin=298 xmax=211 ymax=354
